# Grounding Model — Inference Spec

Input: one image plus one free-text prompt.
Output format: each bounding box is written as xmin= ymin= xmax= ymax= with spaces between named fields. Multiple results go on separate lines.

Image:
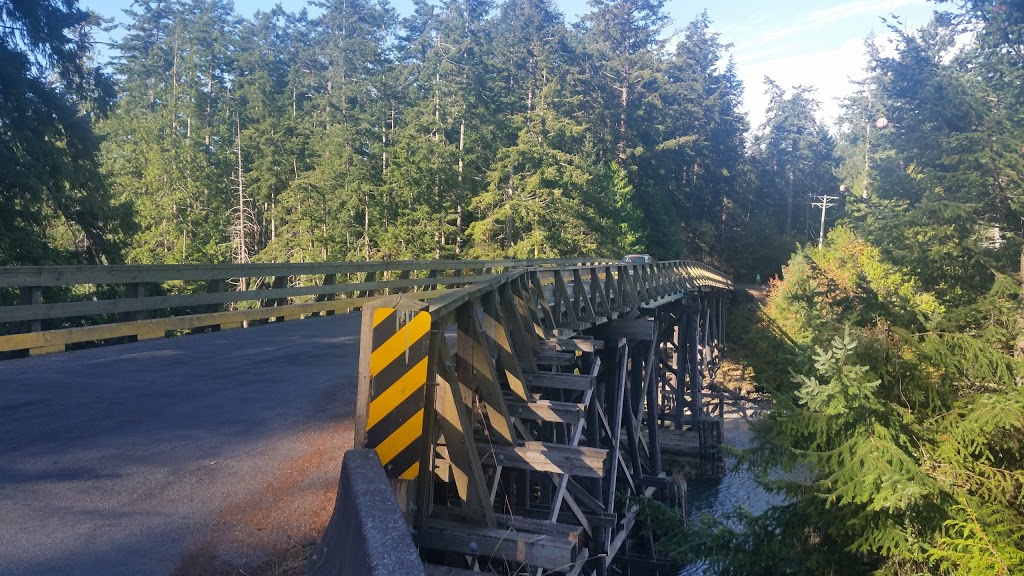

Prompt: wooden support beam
xmin=573 ymin=269 xmax=597 ymax=322
xmin=550 ymin=361 xmax=598 ymax=521
xmin=505 ymin=399 xmax=585 ymax=424
xmin=641 ymin=473 xmax=672 ymax=489
xmin=493 ymin=512 xmax=583 ymax=541
xmin=617 ymin=268 xmax=640 ymax=309
xmin=590 ymin=267 xmax=612 ymax=317
xmin=516 ymin=507 xmax=618 ymax=529
xmin=686 ymin=308 xmax=703 ymax=425
xmin=542 ymin=338 xmax=604 ymax=353
xmin=457 ymin=303 xmax=514 ymax=444
xmin=416 ymin=519 xmax=579 ymax=572
xmin=499 ymin=283 xmax=539 ymax=375
xmin=604 ymin=486 xmax=657 ymax=569
xmin=482 ymin=292 xmax=529 ymax=401
xmin=527 ymin=273 xmax=556 ymax=335
xmin=553 ymin=272 xmax=579 ymax=327
xmin=645 ymin=427 xmax=701 ymax=457
xmin=588 ymin=318 xmax=654 ymax=341
xmin=525 ymin=371 xmax=595 ymax=391
xmin=435 ymin=344 xmax=496 ymax=528
xmin=648 ymin=315 xmax=664 ymax=475
xmin=624 ymin=345 xmax=645 ymax=488
xmin=634 ymin=266 xmax=651 ymax=302
xmin=606 ymin=343 xmax=628 ymax=512
xmin=478 ymin=442 xmax=606 ymax=478
xmin=535 ymin=351 xmax=576 ymax=367
xmin=567 ymin=479 xmax=606 ymax=514
xmin=594 ymin=385 xmax=637 ymax=498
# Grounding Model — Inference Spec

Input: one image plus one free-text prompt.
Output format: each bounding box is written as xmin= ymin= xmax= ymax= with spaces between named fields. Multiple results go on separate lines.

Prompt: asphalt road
xmin=0 ymin=314 xmax=362 ymax=576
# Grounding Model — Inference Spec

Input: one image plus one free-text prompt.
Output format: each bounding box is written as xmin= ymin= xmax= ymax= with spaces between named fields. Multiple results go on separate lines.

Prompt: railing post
xmin=393 ymin=269 xmax=411 ymax=295
xmin=268 ymin=275 xmax=290 ymax=322
xmin=19 ymin=286 xmax=42 ymax=334
xmin=126 ymin=283 xmax=146 ymax=322
xmin=317 ymin=273 xmax=337 ymax=316
xmin=356 ymin=271 xmax=376 ymax=299
xmin=423 ymin=269 xmax=438 ymax=292
xmin=125 ymin=282 xmax=163 ymax=341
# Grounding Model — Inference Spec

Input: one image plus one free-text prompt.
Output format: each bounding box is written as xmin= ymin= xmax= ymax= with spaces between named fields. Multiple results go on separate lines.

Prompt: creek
xmin=680 ymin=409 xmax=785 ymax=576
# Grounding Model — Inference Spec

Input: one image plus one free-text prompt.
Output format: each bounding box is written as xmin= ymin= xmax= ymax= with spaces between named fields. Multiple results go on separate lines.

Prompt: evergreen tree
xmin=839 ymin=15 xmax=1020 ymax=305
xmin=660 ymin=13 xmax=752 ymax=265
xmin=265 ymin=0 xmax=397 ymax=262
xmin=0 ymin=0 xmax=128 ymax=265
xmin=752 ymin=81 xmax=840 ymax=243
xmin=101 ymin=0 xmax=239 ymax=263
xmin=226 ymin=7 xmax=322 ymax=267
xmin=649 ymin=225 xmax=1023 ymax=574
xmin=467 ymin=84 xmax=616 ymax=258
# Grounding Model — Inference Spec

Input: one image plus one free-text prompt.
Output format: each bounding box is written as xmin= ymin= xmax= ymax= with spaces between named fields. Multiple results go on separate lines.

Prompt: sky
xmin=80 ymin=0 xmax=941 ymax=129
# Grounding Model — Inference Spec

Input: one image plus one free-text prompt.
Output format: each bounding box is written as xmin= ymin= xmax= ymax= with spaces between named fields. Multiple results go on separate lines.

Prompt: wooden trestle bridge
xmin=330 ymin=260 xmax=733 ymax=576
xmin=0 ymin=256 xmax=731 ymax=575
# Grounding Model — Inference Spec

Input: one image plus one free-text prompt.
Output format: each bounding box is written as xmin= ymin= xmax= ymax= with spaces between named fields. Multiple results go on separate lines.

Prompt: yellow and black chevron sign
xmin=365 ymin=307 xmax=431 ymax=480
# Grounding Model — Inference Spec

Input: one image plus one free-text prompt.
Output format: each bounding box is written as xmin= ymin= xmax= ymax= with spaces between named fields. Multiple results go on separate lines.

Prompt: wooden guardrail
xmin=0 ymin=258 xmax=616 ymax=356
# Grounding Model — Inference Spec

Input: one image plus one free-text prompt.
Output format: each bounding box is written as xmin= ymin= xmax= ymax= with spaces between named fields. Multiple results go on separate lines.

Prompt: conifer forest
xmin=3 ymin=0 xmax=1024 ymax=574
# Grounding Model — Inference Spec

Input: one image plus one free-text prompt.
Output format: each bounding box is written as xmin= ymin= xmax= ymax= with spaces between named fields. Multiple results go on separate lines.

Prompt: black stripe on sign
xmin=372 ymin=308 xmax=399 ymax=349
xmin=365 ymin=385 xmax=427 ymax=448
xmin=370 ymin=337 xmax=430 ymax=398
xmin=371 ymin=308 xmax=398 ymax=350
xmin=380 ymin=435 xmax=422 ymax=479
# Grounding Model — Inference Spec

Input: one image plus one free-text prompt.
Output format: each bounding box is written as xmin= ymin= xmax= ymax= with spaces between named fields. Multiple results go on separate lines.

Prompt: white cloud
xmin=751 ymin=0 xmax=927 ymax=46
xmin=737 ymin=35 xmax=873 ymax=129
xmin=724 ymin=0 xmax=938 ymax=132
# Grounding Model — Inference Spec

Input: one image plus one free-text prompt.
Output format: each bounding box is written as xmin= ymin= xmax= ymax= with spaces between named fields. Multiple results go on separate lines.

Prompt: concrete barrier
xmin=308 ymin=449 xmax=425 ymax=576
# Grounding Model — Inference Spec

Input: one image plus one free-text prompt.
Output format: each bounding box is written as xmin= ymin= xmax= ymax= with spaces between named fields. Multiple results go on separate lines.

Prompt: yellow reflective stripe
xmin=375 ymin=408 xmax=424 ymax=465
xmin=505 ymin=371 xmax=526 ymax=400
xmin=370 ymin=312 xmax=430 ymax=377
xmin=398 ymin=462 xmax=419 ymax=481
xmin=373 ymin=307 xmax=393 ymax=329
xmin=366 ymin=355 xmax=428 ymax=430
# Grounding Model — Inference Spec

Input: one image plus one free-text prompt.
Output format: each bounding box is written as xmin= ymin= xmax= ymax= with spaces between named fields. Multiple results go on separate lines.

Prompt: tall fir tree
xmin=1 ymin=0 xmax=128 ymax=266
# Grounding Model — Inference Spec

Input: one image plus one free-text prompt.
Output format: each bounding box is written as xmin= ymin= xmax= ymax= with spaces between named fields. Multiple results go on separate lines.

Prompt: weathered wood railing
xmin=0 ymin=258 xmax=616 ymax=356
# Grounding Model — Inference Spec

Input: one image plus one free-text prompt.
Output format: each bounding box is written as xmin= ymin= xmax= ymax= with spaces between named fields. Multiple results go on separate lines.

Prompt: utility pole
xmin=812 ymin=193 xmax=839 ymax=249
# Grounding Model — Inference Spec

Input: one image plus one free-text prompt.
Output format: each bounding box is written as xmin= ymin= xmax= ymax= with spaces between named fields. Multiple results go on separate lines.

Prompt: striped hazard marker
xmin=365 ymin=307 xmax=431 ymax=480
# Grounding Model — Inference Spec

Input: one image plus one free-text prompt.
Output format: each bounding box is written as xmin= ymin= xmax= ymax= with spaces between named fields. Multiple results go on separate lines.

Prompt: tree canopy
xmin=1 ymin=0 xmax=129 ymax=265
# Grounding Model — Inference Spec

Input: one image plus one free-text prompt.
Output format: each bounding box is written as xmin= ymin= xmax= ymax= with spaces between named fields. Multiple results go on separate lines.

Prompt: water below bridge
xmin=681 ymin=412 xmax=785 ymax=575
